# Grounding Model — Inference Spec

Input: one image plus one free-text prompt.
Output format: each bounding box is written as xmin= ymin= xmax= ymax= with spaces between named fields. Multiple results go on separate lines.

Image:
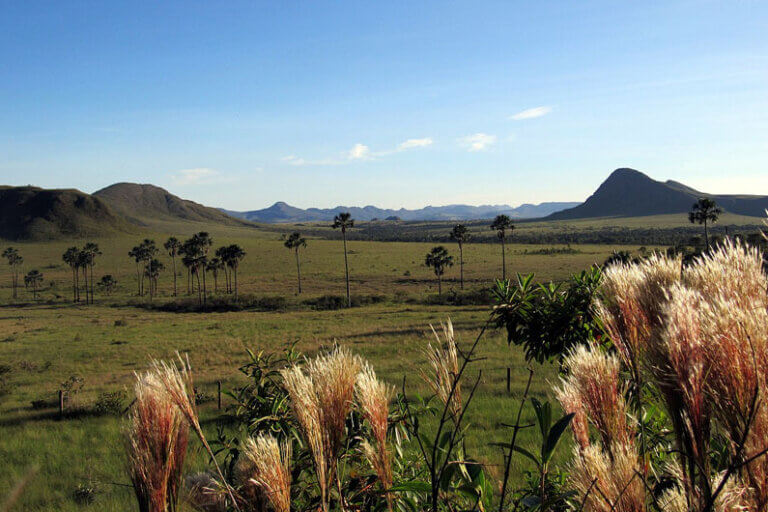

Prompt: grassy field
xmin=0 ymin=222 xmax=641 ymax=304
xmin=0 ymin=221 xmax=658 ymax=510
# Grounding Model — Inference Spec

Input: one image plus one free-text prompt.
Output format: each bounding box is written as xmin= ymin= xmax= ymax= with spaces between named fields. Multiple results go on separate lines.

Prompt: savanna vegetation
xmin=3 ymin=203 xmax=768 ymax=511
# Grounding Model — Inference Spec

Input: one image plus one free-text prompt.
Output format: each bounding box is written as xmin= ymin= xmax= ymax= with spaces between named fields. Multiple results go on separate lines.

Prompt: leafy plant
xmin=491 ymin=268 xmax=602 ymax=363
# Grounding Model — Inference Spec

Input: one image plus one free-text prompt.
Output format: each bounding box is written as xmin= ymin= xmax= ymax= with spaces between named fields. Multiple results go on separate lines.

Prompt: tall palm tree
xmin=2 ymin=247 xmax=23 ymax=300
xmin=490 ymin=214 xmax=514 ymax=281
xmin=128 ymin=246 xmax=143 ymax=296
xmin=190 ymin=232 xmax=213 ymax=301
xmin=332 ymin=213 xmax=354 ymax=307
xmin=206 ymin=257 xmax=224 ymax=293
xmin=82 ymin=242 xmax=101 ymax=304
xmin=221 ymin=244 xmax=245 ymax=300
xmin=62 ymin=247 xmax=80 ymax=302
xmin=140 ymin=239 xmax=158 ymax=297
xmin=144 ymin=258 xmax=164 ymax=300
xmin=284 ymin=232 xmax=307 ymax=294
xmin=215 ymin=246 xmax=231 ymax=293
xmin=24 ymin=269 xmax=43 ymax=300
xmin=449 ymin=224 xmax=470 ymax=289
xmin=76 ymin=250 xmax=90 ymax=304
xmin=164 ymin=237 xmax=181 ymax=297
xmin=425 ymin=246 xmax=453 ymax=295
xmin=689 ymin=198 xmax=723 ymax=250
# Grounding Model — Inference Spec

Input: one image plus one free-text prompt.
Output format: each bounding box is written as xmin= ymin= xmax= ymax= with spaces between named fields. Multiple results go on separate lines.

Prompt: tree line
xmin=0 ymin=199 xmax=729 ymax=305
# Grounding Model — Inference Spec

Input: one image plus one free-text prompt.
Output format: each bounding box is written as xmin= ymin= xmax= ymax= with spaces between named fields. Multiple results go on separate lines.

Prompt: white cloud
xmin=171 ymin=168 xmax=220 ymax=185
xmin=347 ymin=143 xmax=370 ymax=160
xmin=510 ymin=106 xmax=552 ymax=120
xmin=397 ymin=137 xmax=433 ymax=151
xmin=459 ymin=133 xmax=497 ymax=152
xmin=282 ymin=155 xmax=307 ymax=166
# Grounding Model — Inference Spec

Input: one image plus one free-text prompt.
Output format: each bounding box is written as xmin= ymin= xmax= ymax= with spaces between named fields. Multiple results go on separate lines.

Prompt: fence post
xmin=506 ymin=368 xmax=511 ymax=394
xmin=59 ymin=390 xmax=64 ymax=418
xmin=217 ymin=380 xmax=222 ymax=410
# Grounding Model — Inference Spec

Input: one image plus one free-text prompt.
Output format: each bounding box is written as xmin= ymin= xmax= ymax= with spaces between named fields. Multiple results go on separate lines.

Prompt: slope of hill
xmin=548 ymin=168 xmax=768 ymax=220
xmin=94 ymin=183 xmax=253 ymax=227
xmin=224 ymin=201 xmax=580 ymax=223
xmin=0 ymin=186 xmax=135 ymax=240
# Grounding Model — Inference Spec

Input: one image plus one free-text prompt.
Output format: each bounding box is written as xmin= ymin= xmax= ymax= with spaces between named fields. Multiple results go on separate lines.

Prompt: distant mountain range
xmin=222 ymin=201 xmax=580 ymax=223
xmin=548 ymin=168 xmax=768 ymax=220
xmin=1 ymin=168 xmax=766 ymax=240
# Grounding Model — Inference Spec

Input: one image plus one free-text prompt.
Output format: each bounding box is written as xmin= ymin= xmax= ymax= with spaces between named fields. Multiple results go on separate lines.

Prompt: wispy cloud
xmin=397 ymin=137 xmax=433 ymax=151
xmin=283 ymin=137 xmax=433 ymax=166
xmin=459 ymin=133 xmax=497 ymax=152
xmin=171 ymin=168 xmax=221 ymax=185
xmin=510 ymin=106 xmax=552 ymax=120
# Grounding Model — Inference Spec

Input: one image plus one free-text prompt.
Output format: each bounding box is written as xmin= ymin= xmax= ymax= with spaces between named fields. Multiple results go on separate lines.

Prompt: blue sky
xmin=1 ymin=1 xmax=767 ymax=210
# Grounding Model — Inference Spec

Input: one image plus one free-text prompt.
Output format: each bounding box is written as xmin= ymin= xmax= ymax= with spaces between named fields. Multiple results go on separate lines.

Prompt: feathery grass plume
xmin=280 ymin=363 xmax=327 ymax=508
xmin=421 ymin=319 xmax=462 ymax=420
xmin=661 ymin=284 xmax=714 ymax=507
xmin=149 ymin=355 xmax=241 ymax=511
xmin=185 ymin=473 xmax=227 ymax=512
xmin=694 ymin=246 xmax=768 ymax=509
xmin=281 ymin=346 xmax=362 ymax=511
xmin=126 ymin=370 xmax=189 ymax=512
xmin=686 ymin=240 xmax=768 ymax=311
xmin=569 ymin=442 xmax=644 ymax=512
xmin=596 ymin=253 xmax=681 ymax=375
xmin=238 ymin=435 xmax=292 ymax=512
xmin=356 ymin=364 xmax=395 ymax=507
xmin=555 ymin=345 xmax=634 ymax=450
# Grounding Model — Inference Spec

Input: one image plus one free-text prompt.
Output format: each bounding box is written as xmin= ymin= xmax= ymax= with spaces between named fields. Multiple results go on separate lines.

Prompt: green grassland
xmin=0 ymin=215 xmax=741 ymax=510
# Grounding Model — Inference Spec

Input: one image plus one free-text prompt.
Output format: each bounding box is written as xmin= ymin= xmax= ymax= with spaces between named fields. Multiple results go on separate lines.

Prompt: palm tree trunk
xmin=196 ymin=270 xmax=202 ymax=305
xmin=704 ymin=220 xmax=709 ymax=250
xmin=501 ymin=236 xmax=506 ymax=281
xmin=459 ymin=243 xmax=464 ymax=290
xmin=437 ymin=274 xmax=442 ymax=296
xmin=202 ymin=268 xmax=207 ymax=305
xmin=213 ymin=272 xmax=218 ymax=293
xmin=172 ymin=256 xmax=177 ymax=297
xmin=71 ymin=267 xmax=77 ymax=301
xmin=343 ymin=232 xmax=350 ymax=307
xmin=234 ymin=266 xmax=239 ymax=300
xmin=295 ymin=249 xmax=302 ymax=294
xmin=90 ymin=264 xmax=94 ymax=304
xmin=75 ymin=267 xmax=80 ymax=302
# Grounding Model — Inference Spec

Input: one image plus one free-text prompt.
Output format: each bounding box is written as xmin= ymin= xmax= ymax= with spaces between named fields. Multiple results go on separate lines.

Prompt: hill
xmin=0 ymin=186 xmax=135 ymax=240
xmin=225 ymin=201 xmax=579 ymax=223
xmin=548 ymin=168 xmax=768 ymax=220
xmin=94 ymin=183 xmax=254 ymax=227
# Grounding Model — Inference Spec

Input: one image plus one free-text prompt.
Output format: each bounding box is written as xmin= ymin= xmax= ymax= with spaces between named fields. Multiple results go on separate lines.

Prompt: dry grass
xmin=126 ymin=370 xmax=189 ymax=512
xmin=421 ymin=320 xmax=462 ymax=421
xmin=238 ymin=435 xmax=292 ymax=512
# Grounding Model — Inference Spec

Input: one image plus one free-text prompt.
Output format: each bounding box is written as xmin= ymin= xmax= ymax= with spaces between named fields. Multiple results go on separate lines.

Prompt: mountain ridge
xmin=547 ymin=168 xmax=768 ymax=220
xmin=223 ymin=201 xmax=580 ymax=223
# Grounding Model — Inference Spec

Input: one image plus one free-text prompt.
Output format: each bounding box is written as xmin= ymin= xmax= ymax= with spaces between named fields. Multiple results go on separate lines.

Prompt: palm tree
xmin=449 ymin=224 xmax=470 ymax=289
xmin=215 ymin=246 xmax=231 ymax=293
xmin=332 ymin=212 xmax=354 ymax=307
xmin=77 ymin=250 xmax=90 ymax=304
xmin=82 ymin=242 xmax=101 ymax=304
xmin=144 ymin=258 xmax=164 ymax=300
xmin=2 ymin=247 xmax=23 ymax=300
xmin=62 ymin=247 xmax=80 ymax=302
xmin=221 ymin=244 xmax=245 ymax=299
xmin=206 ymin=257 xmax=224 ymax=293
xmin=284 ymin=232 xmax=307 ymax=294
xmin=128 ymin=246 xmax=143 ymax=296
xmin=164 ymin=237 xmax=181 ymax=296
xmin=689 ymin=198 xmax=723 ymax=249
xmin=24 ymin=269 xmax=43 ymax=300
xmin=490 ymin=214 xmax=514 ymax=281
xmin=425 ymin=246 xmax=453 ymax=295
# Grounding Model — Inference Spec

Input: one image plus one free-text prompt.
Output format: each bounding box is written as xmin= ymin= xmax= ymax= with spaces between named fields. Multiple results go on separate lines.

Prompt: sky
xmin=1 ymin=1 xmax=767 ymax=210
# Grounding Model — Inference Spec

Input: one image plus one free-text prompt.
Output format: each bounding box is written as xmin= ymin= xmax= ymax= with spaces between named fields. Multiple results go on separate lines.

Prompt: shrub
xmin=93 ymin=390 xmax=127 ymax=415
